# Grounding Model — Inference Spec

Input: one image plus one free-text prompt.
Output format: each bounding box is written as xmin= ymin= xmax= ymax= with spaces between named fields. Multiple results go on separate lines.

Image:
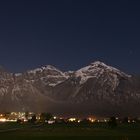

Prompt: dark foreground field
xmin=0 ymin=122 xmax=140 ymax=140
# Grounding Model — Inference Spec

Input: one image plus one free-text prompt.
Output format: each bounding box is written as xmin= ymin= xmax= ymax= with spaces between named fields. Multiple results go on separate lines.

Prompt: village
xmin=0 ymin=112 xmax=139 ymax=125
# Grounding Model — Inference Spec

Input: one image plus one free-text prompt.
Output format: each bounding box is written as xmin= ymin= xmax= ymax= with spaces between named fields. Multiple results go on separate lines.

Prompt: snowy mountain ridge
xmin=0 ymin=61 xmax=139 ymax=116
xmin=12 ymin=61 xmax=131 ymax=86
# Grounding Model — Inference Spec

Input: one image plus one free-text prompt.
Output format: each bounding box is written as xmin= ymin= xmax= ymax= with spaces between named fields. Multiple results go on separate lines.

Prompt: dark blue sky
xmin=0 ymin=0 xmax=140 ymax=74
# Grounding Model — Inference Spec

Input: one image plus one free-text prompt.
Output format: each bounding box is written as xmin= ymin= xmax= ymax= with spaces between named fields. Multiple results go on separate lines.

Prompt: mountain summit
xmin=75 ymin=61 xmax=130 ymax=84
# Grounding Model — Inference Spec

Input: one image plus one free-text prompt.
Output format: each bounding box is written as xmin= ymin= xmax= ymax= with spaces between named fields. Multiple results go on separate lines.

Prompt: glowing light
xmin=69 ymin=118 xmax=76 ymax=122
xmin=88 ymin=117 xmax=96 ymax=123
xmin=0 ymin=118 xmax=6 ymax=122
xmin=48 ymin=120 xmax=55 ymax=124
xmin=78 ymin=120 xmax=81 ymax=123
xmin=104 ymin=119 xmax=106 ymax=122
xmin=0 ymin=114 xmax=4 ymax=117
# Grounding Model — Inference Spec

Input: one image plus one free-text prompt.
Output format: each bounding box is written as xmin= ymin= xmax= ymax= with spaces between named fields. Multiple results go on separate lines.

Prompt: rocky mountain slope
xmin=0 ymin=61 xmax=140 ymax=116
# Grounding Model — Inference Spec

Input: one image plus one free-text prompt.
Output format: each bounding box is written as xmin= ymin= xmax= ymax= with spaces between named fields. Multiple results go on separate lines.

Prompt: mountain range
xmin=0 ymin=61 xmax=140 ymax=117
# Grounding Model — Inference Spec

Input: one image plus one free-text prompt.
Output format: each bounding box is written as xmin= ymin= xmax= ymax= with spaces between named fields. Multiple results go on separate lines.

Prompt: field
xmin=0 ymin=122 xmax=140 ymax=140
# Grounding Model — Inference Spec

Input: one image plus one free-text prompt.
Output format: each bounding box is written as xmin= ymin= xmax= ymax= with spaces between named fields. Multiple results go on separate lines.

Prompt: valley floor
xmin=0 ymin=122 xmax=140 ymax=140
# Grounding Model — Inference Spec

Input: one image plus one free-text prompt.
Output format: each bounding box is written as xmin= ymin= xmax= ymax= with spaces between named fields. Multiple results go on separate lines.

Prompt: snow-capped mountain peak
xmin=42 ymin=65 xmax=59 ymax=71
xmin=27 ymin=65 xmax=65 ymax=76
xmin=75 ymin=61 xmax=131 ymax=84
xmin=23 ymin=65 xmax=68 ymax=87
xmin=90 ymin=61 xmax=107 ymax=66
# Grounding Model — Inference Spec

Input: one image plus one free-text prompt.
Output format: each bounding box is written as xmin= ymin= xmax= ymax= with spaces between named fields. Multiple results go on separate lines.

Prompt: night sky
xmin=0 ymin=0 xmax=140 ymax=74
